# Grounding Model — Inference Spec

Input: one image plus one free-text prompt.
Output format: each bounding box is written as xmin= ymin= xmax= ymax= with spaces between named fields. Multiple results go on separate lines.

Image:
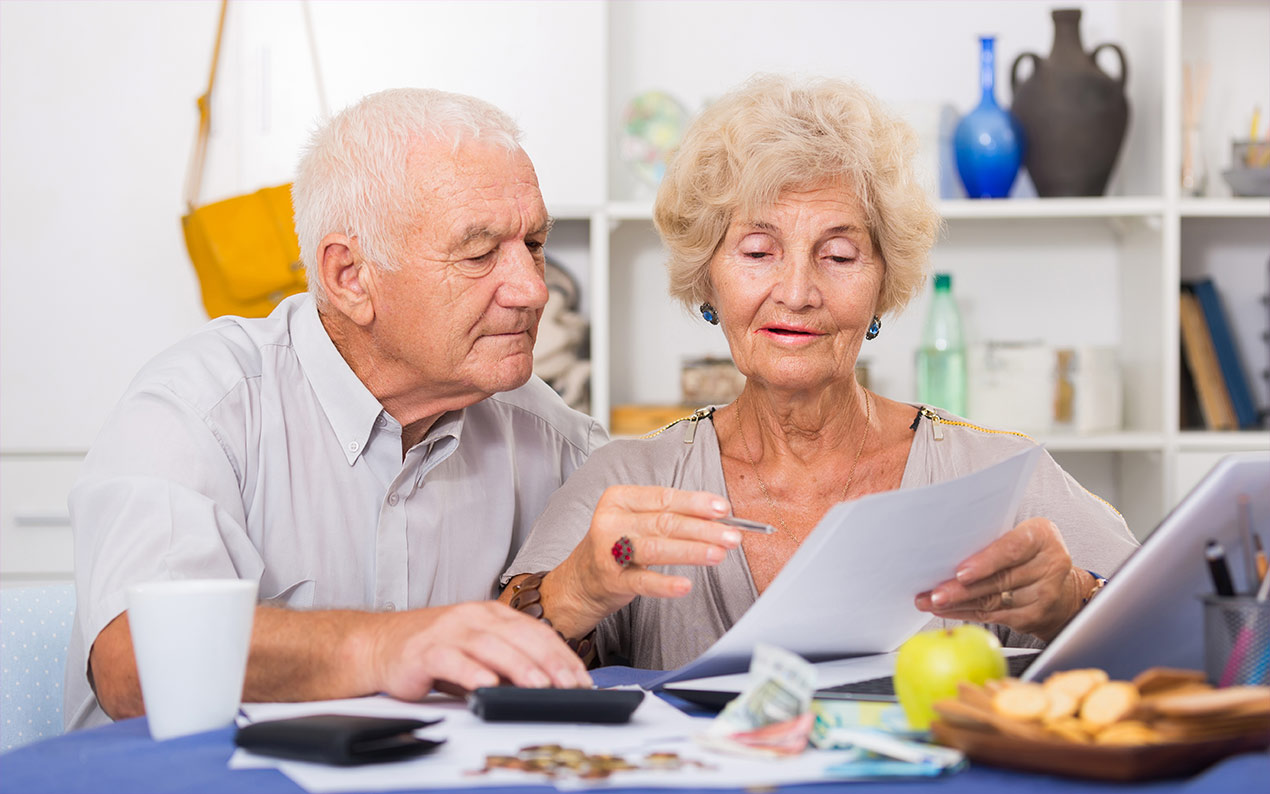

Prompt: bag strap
xmin=182 ymin=0 xmax=228 ymax=212
xmin=182 ymin=0 xmax=328 ymax=211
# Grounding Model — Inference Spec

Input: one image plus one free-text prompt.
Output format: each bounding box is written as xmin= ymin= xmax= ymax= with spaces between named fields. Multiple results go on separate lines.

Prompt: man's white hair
xmin=292 ymin=88 xmax=523 ymax=305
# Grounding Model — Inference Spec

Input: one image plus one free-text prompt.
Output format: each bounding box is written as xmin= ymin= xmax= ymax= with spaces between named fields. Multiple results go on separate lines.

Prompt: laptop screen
xmin=1023 ymin=451 xmax=1269 ymax=682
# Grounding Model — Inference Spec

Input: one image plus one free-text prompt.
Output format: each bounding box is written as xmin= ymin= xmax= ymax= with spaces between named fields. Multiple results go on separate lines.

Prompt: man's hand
xmin=359 ymin=601 xmax=591 ymax=700
xmin=913 ymin=517 xmax=1090 ymax=643
xmin=89 ymin=600 xmax=591 ymax=720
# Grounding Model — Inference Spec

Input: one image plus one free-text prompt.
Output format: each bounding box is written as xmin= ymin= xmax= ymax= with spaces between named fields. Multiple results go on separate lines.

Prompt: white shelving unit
xmin=1 ymin=0 xmax=1266 ymax=583
xmin=563 ymin=1 xmax=1269 ymax=540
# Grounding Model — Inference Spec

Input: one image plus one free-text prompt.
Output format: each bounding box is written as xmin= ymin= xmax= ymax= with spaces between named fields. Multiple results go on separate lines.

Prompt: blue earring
xmin=700 ymin=302 xmax=719 ymax=325
xmin=865 ymin=315 xmax=881 ymax=340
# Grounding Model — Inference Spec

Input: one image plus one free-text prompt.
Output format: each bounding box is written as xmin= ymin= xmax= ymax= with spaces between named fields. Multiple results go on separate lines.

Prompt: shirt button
xmin=387 ymin=493 xmax=400 ymax=506
xmin=384 ymin=602 xmax=396 ymax=612
xmin=375 ymin=416 xmax=387 ymax=427
xmin=347 ymin=440 xmax=360 ymax=453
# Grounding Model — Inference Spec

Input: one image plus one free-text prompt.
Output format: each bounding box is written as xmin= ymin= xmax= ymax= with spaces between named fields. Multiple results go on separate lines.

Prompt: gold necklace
xmin=732 ymin=390 xmax=872 ymax=538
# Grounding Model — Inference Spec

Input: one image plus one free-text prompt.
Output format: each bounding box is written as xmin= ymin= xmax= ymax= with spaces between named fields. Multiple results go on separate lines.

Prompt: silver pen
xmin=717 ymin=515 xmax=777 ymax=534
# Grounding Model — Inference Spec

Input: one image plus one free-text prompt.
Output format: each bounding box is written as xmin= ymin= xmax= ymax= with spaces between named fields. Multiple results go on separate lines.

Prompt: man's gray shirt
xmin=66 ymin=294 xmax=605 ymax=730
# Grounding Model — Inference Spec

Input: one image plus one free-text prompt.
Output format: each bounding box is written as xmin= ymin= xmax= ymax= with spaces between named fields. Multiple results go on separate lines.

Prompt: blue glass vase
xmin=954 ymin=36 xmax=1024 ymax=199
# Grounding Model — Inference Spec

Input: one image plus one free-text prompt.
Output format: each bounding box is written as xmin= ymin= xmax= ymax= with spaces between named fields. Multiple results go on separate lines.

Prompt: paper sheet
xmin=230 ymin=692 xmax=864 ymax=791
xmin=646 ymin=446 xmax=1043 ymax=687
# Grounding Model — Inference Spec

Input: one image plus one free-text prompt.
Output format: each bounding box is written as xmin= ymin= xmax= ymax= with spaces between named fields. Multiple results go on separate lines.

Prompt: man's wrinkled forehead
xmin=404 ymin=139 xmax=547 ymax=248
xmin=405 ymin=136 xmax=526 ymax=193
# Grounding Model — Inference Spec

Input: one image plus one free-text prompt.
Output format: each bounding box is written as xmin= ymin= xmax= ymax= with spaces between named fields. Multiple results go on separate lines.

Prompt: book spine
xmin=1179 ymin=288 xmax=1237 ymax=430
xmin=1191 ymin=279 xmax=1259 ymax=429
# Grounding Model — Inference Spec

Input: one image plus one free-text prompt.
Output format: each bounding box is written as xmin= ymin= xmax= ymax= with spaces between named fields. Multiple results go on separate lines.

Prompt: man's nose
xmin=496 ymin=243 xmax=549 ymax=310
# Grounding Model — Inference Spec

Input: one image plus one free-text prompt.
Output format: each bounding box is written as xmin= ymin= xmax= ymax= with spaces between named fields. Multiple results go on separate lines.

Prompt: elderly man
xmin=65 ymin=88 xmax=605 ymax=731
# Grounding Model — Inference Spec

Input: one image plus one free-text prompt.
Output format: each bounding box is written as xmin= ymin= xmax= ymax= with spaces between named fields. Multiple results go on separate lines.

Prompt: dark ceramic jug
xmin=1010 ymin=8 xmax=1129 ymax=197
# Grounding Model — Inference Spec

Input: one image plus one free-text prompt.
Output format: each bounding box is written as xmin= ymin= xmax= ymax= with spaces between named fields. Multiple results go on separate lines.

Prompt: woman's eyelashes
xmin=821 ymin=239 xmax=860 ymax=265
xmin=738 ymin=234 xmax=775 ymax=261
xmin=735 ymin=241 xmax=860 ymax=266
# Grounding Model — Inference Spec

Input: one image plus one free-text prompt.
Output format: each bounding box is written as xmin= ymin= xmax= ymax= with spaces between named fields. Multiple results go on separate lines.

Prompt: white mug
xmin=126 ymin=578 xmax=257 ymax=740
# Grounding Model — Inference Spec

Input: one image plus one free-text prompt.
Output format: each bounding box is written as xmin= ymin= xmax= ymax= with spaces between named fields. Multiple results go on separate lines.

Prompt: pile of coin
xmin=933 ymin=667 xmax=1270 ymax=746
xmin=468 ymin=745 xmax=709 ymax=780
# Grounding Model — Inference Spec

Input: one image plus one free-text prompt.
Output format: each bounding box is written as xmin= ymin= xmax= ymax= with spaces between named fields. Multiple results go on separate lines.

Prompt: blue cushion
xmin=1 ymin=583 xmax=75 ymax=752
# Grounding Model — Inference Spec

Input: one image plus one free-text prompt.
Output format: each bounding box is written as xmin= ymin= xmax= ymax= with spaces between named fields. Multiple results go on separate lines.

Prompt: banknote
xmin=697 ymin=643 xmax=817 ymax=757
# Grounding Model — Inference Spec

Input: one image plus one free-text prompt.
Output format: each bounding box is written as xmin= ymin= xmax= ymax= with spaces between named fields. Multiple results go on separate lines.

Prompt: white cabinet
xmin=0 ymin=457 xmax=81 ymax=583
xmin=0 ymin=1 xmax=1266 ymax=583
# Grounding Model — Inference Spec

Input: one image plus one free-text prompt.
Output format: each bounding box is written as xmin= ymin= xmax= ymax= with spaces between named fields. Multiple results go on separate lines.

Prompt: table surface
xmin=2 ymin=667 xmax=1266 ymax=794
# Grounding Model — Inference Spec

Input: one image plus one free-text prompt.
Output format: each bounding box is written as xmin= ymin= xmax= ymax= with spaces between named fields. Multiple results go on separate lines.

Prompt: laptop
xmin=662 ymin=451 xmax=1270 ymax=709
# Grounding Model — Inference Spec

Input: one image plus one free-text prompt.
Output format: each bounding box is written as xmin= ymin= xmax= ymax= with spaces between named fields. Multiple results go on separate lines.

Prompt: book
xmin=1178 ymin=339 xmax=1203 ymax=429
xmin=1178 ymin=288 xmax=1236 ymax=430
xmin=1188 ymin=278 xmax=1260 ymax=429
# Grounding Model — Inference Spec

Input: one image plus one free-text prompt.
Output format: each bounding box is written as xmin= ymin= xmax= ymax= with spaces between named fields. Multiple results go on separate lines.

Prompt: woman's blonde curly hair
xmin=654 ymin=74 xmax=942 ymax=318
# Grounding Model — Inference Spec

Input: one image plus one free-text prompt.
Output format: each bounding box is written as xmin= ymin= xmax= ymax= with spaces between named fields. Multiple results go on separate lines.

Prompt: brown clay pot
xmin=1010 ymin=8 xmax=1130 ymax=197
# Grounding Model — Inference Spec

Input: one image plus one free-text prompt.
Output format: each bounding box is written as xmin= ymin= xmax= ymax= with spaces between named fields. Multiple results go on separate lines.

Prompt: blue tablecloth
xmin=2 ymin=667 xmax=1266 ymax=794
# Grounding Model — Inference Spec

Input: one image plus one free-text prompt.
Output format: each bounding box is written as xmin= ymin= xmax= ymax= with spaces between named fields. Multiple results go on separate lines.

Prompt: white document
xmin=231 ymin=692 xmax=863 ymax=791
xmin=647 ymin=446 xmax=1043 ymax=688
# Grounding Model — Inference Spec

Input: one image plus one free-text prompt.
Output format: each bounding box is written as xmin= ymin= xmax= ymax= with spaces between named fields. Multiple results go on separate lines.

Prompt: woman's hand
xmin=914 ymin=517 xmax=1092 ymax=642
xmin=531 ymin=485 xmax=741 ymax=639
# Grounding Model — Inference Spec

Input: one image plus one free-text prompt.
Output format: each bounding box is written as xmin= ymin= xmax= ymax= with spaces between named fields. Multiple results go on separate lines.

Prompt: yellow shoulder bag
xmin=180 ymin=0 xmax=325 ymax=318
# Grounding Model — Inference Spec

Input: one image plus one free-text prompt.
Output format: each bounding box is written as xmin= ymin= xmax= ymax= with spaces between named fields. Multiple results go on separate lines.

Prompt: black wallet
xmin=468 ymin=687 xmax=644 ymax=723
xmin=234 ymin=714 xmax=445 ymax=766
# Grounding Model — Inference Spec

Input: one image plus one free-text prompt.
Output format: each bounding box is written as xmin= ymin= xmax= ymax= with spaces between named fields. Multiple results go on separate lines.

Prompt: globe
xmin=619 ymin=90 xmax=689 ymax=189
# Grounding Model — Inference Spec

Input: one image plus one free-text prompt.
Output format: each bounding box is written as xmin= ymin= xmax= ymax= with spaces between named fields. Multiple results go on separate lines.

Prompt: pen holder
xmin=1201 ymin=596 xmax=1270 ymax=687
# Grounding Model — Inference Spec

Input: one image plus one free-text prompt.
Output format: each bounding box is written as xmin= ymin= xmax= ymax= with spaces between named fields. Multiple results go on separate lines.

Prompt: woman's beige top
xmin=504 ymin=406 xmax=1139 ymax=670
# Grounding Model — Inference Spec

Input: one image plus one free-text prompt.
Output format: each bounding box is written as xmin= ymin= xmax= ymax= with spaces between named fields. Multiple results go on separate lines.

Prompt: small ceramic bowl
xmin=1222 ymin=167 xmax=1270 ymax=197
xmin=1222 ymin=140 xmax=1270 ymax=197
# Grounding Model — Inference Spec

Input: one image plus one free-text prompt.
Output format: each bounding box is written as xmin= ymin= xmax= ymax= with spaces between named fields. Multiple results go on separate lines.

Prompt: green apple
xmin=894 ymin=625 xmax=1007 ymax=730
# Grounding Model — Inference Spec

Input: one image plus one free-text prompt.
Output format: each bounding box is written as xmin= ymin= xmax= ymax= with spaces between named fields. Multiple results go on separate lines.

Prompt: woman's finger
xmin=925 ymin=562 xmax=1036 ymax=608
xmin=926 ymin=581 xmax=1044 ymax=621
xmin=608 ymin=511 xmax=741 ymax=546
xmin=618 ymin=567 xmax=694 ymax=599
xmin=952 ymin=518 xmax=1063 ymax=586
xmin=598 ymin=485 xmax=731 ymax=520
xmin=610 ymin=533 xmax=731 ymax=569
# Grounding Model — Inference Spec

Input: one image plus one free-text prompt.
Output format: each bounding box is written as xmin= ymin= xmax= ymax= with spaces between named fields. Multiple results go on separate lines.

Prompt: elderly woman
xmin=500 ymin=75 xmax=1138 ymax=670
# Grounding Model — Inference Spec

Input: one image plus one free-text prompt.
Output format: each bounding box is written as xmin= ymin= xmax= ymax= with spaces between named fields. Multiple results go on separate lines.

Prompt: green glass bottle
xmin=916 ymin=273 xmax=968 ymax=416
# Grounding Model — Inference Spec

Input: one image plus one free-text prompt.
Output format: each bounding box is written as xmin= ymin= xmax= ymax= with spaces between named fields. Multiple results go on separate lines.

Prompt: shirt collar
xmin=405 ymin=408 xmax=466 ymax=477
xmin=289 ymin=296 xmax=386 ymax=465
xmin=421 ymin=409 xmax=465 ymax=449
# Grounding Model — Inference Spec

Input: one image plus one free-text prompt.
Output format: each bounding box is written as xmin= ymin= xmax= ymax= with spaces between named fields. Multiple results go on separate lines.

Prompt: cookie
xmin=1044 ymin=716 xmax=1091 ymax=744
xmin=1043 ymin=668 xmax=1109 ymax=703
xmin=1131 ymin=667 xmax=1208 ymax=696
xmin=1093 ymin=720 xmax=1160 ymax=746
xmin=1042 ymin=688 xmax=1078 ymax=722
xmin=1151 ymin=685 xmax=1270 ymax=718
xmin=1079 ymin=681 xmax=1140 ymax=733
xmin=992 ymin=682 xmax=1049 ymax=722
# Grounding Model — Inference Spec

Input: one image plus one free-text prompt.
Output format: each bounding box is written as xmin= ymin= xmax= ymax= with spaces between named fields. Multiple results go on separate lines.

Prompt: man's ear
xmin=317 ymin=233 xmax=376 ymax=326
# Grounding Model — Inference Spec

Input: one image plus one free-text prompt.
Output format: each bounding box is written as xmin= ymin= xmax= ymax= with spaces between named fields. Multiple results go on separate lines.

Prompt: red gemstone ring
xmin=611 ymin=536 xmax=634 ymax=568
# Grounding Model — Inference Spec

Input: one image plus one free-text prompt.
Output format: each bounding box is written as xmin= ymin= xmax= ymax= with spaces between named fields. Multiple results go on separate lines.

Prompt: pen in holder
xmin=1201 ymin=595 xmax=1270 ymax=687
